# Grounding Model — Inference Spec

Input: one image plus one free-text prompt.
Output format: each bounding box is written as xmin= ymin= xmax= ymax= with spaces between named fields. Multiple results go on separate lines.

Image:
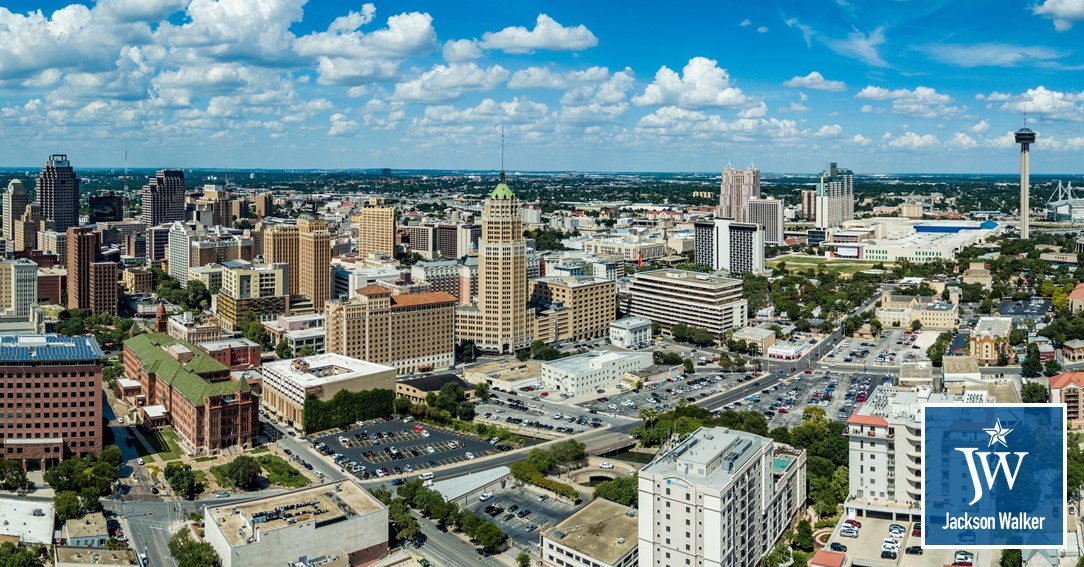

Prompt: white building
xmin=706 ymin=220 xmax=765 ymax=275
xmin=814 ymin=162 xmax=854 ymax=229
xmin=168 ymin=221 xmax=201 ymax=285
xmin=203 ymin=480 xmax=389 ymax=567
xmin=330 ymin=264 xmax=401 ymax=300
xmin=844 ymin=385 xmax=984 ymax=521
xmin=609 ymin=316 xmax=653 ymax=348
xmin=747 ymin=198 xmax=784 ymax=245
xmin=259 ymin=353 xmax=396 ymax=431
xmin=0 ymin=258 xmax=38 ymax=320
xmin=540 ymin=350 xmax=652 ymax=395
xmin=638 ymin=427 xmax=806 ymax=567
xmin=629 ymin=270 xmax=748 ymax=338
xmin=541 ymin=499 xmax=638 ymax=567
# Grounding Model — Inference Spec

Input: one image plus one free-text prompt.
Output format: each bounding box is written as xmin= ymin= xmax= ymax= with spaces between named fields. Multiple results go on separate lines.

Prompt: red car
xmin=540 ymin=392 xmax=549 ymax=397
xmin=778 ymin=408 xmax=789 ymax=414
xmin=912 ymin=523 xmax=922 ymax=537
xmin=844 ymin=519 xmax=862 ymax=528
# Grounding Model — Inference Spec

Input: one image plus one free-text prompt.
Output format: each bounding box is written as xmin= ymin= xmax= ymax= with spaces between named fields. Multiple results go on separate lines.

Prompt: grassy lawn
xmin=767 ymin=255 xmax=883 ymax=276
xmin=250 ymin=446 xmax=270 ymax=454
xmin=141 ymin=429 xmax=183 ymax=461
xmin=194 ymin=456 xmax=217 ymax=462
xmin=208 ymin=466 xmax=229 ymax=488
xmin=256 ymin=455 xmax=309 ymax=488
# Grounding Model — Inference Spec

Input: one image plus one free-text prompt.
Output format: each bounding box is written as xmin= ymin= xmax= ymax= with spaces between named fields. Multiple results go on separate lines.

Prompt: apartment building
xmin=970 ymin=316 xmax=1013 ymax=364
xmin=1050 ymin=372 xmax=1084 ymax=429
xmin=747 ymin=198 xmax=784 ymax=245
xmin=356 ymin=206 xmax=397 ymax=259
xmin=0 ymin=258 xmax=38 ymax=320
xmin=638 ymin=427 xmax=806 ymax=567
xmin=0 ymin=335 xmax=104 ymax=468
xmin=215 ymin=260 xmax=290 ymax=332
xmin=814 ymin=162 xmax=854 ymax=229
xmin=541 ymin=499 xmax=638 ymax=567
xmin=325 ymin=286 xmax=456 ymax=375
xmin=628 ymin=270 xmax=747 ymax=339
xmin=259 ymin=354 xmax=395 ymax=432
xmin=529 ymin=276 xmax=616 ymax=343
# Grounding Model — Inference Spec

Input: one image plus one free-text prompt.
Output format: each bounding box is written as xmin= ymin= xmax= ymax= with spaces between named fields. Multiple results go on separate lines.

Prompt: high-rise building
xmin=407 ymin=224 xmax=437 ymax=259
xmin=89 ymin=261 xmax=119 ymax=315
xmin=36 ymin=154 xmax=80 ymax=232
xmin=814 ymin=162 xmax=854 ymax=229
xmin=298 ymin=214 xmax=331 ymax=307
xmin=141 ymin=169 xmax=186 ymax=227
xmin=253 ymin=192 xmax=273 ymax=218
xmin=38 ymin=230 xmax=67 ymax=268
xmin=455 ymin=175 xmax=533 ymax=354
xmin=1016 ymin=127 xmax=1036 ymax=240
xmin=695 ymin=220 xmax=765 ymax=275
xmin=638 ymin=427 xmax=806 ymax=567
xmin=14 ymin=203 xmax=44 ymax=252
xmin=215 ymin=261 xmax=290 ymax=331
xmin=325 ymin=286 xmax=456 ymax=375
xmin=718 ymin=164 xmax=760 ymax=222
xmin=357 ymin=207 xmax=396 ymax=259
xmin=68 ymin=227 xmax=117 ymax=314
xmin=0 ymin=335 xmax=104 ymax=467
xmin=263 ymin=223 xmax=299 ymax=295
xmin=89 ymin=191 xmax=125 ymax=223
xmin=800 ymin=189 xmax=816 ymax=222
xmin=0 ymin=258 xmax=38 ymax=320
xmin=747 ymin=197 xmax=784 ymax=246
xmin=167 ymin=221 xmax=201 ymax=286
xmin=2 ymin=180 xmax=29 ymax=243
xmin=529 ymin=276 xmax=616 ymax=342
xmin=628 ymin=269 xmax=747 ymax=338
xmin=147 ymin=223 xmax=172 ymax=265
xmin=191 ymin=184 xmax=231 ymax=228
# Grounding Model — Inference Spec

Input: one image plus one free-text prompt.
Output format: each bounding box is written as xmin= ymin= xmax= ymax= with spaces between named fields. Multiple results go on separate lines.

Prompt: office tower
xmin=263 ymin=223 xmax=299 ymax=294
xmin=718 ymin=164 xmax=760 ymax=222
xmin=747 ymin=197 xmax=784 ymax=245
xmin=694 ymin=220 xmax=715 ymax=266
xmin=298 ymin=214 xmax=331 ymax=307
xmin=89 ymin=191 xmax=125 ymax=223
xmin=1016 ymin=126 xmax=1036 ymax=240
xmin=197 ymin=184 xmax=231 ymax=227
xmin=36 ymin=154 xmax=80 ymax=232
xmin=167 ymin=221 xmax=201 ymax=286
xmin=230 ymin=197 xmax=249 ymax=222
xmin=436 ymin=223 xmax=459 ymax=260
xmin=357 ymin=206 xmax=396 ymax=259
xmin=0 ymin=335 xmax=104 ymax=466
xmin=254 ymin=192 xmax=273 ymax=218
xmin=407 ymin=224 xmax=437 ymax=259
xmin=628 ymin=269 xmax=747 ymax=336
xmin=2 ymin=180 xmax=28 ymax=243
xmin=454 ymin=175 xmax=532 ymax=354
xmin=38 ymin=230 xmax=67 ymax=268
xmin=141 ymin=169 xmax=186 ymax=227
xmin=66 ymin=226 xmax=97 ymax=309
xmin=638 ymin=427 xmax=806 ymax=567
xmin=800 ymin=189 xmax=816 ymax=221
xmin=14 ymin=204 xmax=43 ymax=252
xmin=0 ymin=258 xmax=38 ymax=319
xmin=529 ymin=276 xmax=617 ymax=342
xmin=147 ymin=223 xmax=172 ymax=265
xmin=89 ymin=261 xmax=118 ymax=315
xmin=712 ymin=219 xmax=765 ymax=274
xmin=814 ymin=162 xmax=854 ymax=229
xmin=325 ymin=287 xmax=456 ymax=375
xmin=215 ymin=261 xmax=290 ymax=331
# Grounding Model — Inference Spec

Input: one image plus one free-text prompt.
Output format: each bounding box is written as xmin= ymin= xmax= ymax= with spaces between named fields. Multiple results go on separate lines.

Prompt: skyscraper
xmin=747 ymin=197 xmax=784 ymax=245
xmin=36 ymin=154 xmax=80 ymax=231
xmin=712 ymin=219 xmax=765 ymax=275
xmin=89 ymin=191 xmax=125 ymax=223
xmin=357 ymin=206 xmax=396 ymax=259
xmin=298 ymin=214 xmax=331 ymax=307
xmin=718 ymin=164 xmax=760 ymax=222
xmin=254 ymin=192 xmax=274 ymax=218
xmin=2 ymin=180 xmax=29 ymax=243
xmin=800 ymin=189 xmax=816 ymax=222
xmin=455 ymin=174 xmax=532 ymax=354
xmin=0 ymin=258 xmax=38 ymax=320
xmin=141 ymin=169 xmax=186 ymax=227
xmin=14 ymin=203 xmax=44 ymax=253
xmin=814 ymin=162 xmax=854 ymax=229
xmin=263 ymin=223 xmax=299 ymax=295
xmin=68 ymin=227 xmax=117 ymax=314
xmin=1016 ymin=127 xmax=1036 ymax=240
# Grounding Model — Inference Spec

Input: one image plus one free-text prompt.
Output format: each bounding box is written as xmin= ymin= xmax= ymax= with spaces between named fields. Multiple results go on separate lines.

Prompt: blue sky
xmin=1 ymin=0 xmax=1084 ymax=173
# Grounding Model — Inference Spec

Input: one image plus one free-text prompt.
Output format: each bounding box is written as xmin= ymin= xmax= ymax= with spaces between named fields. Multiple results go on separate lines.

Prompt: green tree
xmin=683 ymin=358 xmax=694 ymax=374
xmin=169 ymin=528 xmax=221 ymax=567
xmin=1046 ymin=359 xmax=1063 ymax=375
xmin=242 ymin=320 xmax=269 ymax=350
xmin=0 ymin=459 xmax=28 ymax=491
xmin=0 ymin=541 xmax=43 ymax=567
xmin=100 ymin=446 xmax=123 ymax=468
xmin=55 ymin=491 xmax=81 ymax=522
xmin=516 ymin=551 xmax=531 ymax=567
xmin=1021 ymin=343 xmax=1043 ymax=377
xmin=275 ymin=339 xmax=292 ymax=359
xmin=793 ymin=519 xmax=814 ymax=552
xmin=393 ymin=397 xmax=413 ymax=415
xmin=221 ymin=455 xmax=262 ymax=489
xmin=1009 ymin=328 xmax=1026 ymax=346
xmin=474 ymin=520 xmax=508 ymax=552
xmin=80 ymin=486 xmax=104 ymax=513
xmin=1021 ymin=381 xmax=1049 ymax=403
xmin=526 ymin=448 xmax=556 ymax=473
xmin=474 ymin=382 xmax=491 ymax=399
xmin=165 ymin=463 xmax=202 ymax=499
xmin=1001 ymin=549 xmax=1022 ymax=567
xmin=910 ymin=319 xmax=923 ymax=332
xmin=593 ymin=476 xmax=637 ymax=507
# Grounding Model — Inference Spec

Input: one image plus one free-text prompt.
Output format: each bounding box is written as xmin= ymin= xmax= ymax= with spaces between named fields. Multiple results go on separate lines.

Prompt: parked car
xmin=829 ymin=543 xmax=847 ymax=552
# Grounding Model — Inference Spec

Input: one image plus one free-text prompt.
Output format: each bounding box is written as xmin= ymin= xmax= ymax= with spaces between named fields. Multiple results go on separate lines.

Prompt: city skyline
xmin=0 ymin=1 xmax=1083 ymax=173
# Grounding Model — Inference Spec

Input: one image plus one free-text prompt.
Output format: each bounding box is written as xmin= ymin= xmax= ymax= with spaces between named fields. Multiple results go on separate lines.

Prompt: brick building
xmin=0 ymin=335 xmax=103 ymax=469
xmin=123 ymin=333 xmax=258 ymax=455
xmin=198 ymin=338 xmax=262 ymax=370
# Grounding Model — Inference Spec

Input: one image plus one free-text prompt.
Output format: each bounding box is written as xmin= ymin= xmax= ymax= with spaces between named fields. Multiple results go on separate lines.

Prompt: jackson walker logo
xmin=924 ymin=404 xmax=1065 ymax=549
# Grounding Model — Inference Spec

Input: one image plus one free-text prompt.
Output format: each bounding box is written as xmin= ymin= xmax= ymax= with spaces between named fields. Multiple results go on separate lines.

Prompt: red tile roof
xmin=1050 ymin=371 xmax=1084 ymax=390
xmin=390 ymin=291 xmax=457 ymax=308
xmin=356 ymin=285 xmax=390 ymax=296
xmin=847 ymin=410 xmax=889 ymax=427
xmin=1070 ymin=283 xmax=1084 ymax=300
xmin=810 ymin=549 xmax=846 ymax=567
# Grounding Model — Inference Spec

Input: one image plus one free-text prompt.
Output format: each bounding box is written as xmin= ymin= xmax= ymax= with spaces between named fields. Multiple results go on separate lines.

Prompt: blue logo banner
xmin=923 ymin=404 xmax=1066 ymax=549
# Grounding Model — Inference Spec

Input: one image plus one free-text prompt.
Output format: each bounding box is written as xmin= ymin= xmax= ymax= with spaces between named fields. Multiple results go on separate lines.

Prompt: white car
xmin=117 ymin=417 xmax=124 ymax=424
xmin=599 ymin=462 xmax=614 ymax=469
xmin=554 ymin=413 xmax=563 ymax=419
xmin=426 ymin=445 xmax=436 ymax=453
xmin=608 ymin=404 xmax=618 ymax=410
xmin=136 ymin=458 xmax=144 ymax=465
xmin=465 ymin=452 xmax=476 ymax=459
xmin=479 ymin=492 xmax=493 ymax=502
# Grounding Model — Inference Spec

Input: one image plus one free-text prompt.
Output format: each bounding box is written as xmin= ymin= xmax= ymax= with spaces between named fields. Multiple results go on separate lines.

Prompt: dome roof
xmin=488 ymin=182 xmax=515 ymax=200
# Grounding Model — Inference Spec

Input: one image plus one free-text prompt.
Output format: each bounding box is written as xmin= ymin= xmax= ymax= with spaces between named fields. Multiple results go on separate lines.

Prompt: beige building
xmin=168 ymin=312 xmax=222 ymax=343
xmin=731 ymin=326 xmax=776 ymax=353
xmin=628 ymin=269 xmax=747 ymax=339
xmin=2 ymin=180 xmax=29 ymax=244
xmin=455 ymin=176 xmax=533 ymax=354
xmin=216 ymin=261 xmax=289 ymax=332
xmin=356 ymin=207 xmax=396 ymax=259
xmin=262 ymin=223 xmax=299 ymax=295
xmin=875 ymin=302 xmax=959 ymax=330
xmin=970 ymin=316 xmax=1013 ymax=364
xmin=15 ymin=203 xmax=44 ymax=252
xmin=541 ymin=499 xmax=638 ymax=567
xmin=326 ymin=286 xmax=456 ymax=375
xmin=464 ymin=359 xmax=541 ymax=392
xmin=122 ymin=268 xmax=153 ymax=294
xmin=260 ymin=354 xmax=395 ymax=432
xmin=529 ymin=276 xmax=616 ymax=343
xmin=188 ymin=265 xmax=223 ymax=292
xmin=298 ymin=215 xmax=332 ymax=307
xmin=962 ymin=261 xmax=993 ymax=289
xmin=254 ymin=192 xmax=273 ymax=217
xmin=900 ymin=202 xmax=923 ymax=219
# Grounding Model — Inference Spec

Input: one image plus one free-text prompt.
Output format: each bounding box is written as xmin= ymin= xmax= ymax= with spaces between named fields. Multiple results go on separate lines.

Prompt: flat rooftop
xmin=641 ymin=427 xmax=779 ymax=488
xmin=543 ymin=350 xmax=642 ymax=374
xmin=545 ymin=499 xmax=638 ymax=565
xmin=466 ymin=360 xmax=540 ymax=383
xmin=634 ymin=269 xmax=741 ymax=286
xmin=55 ymin=547 xmax=137 ymax=566
xmin=609 ymin=316 xmax=652 ymax=330
xmin=199 ymin=338 xmax=260 ymax=351
xmin=0 ymin=496 xmax=54 ymax=544
xmin=206 ymin=480 xmax=385 ymax=548
xmin=0 ymin=335 xmax=103 ymax=363
xmin=262 ymin=353 xmax=395 ymax=387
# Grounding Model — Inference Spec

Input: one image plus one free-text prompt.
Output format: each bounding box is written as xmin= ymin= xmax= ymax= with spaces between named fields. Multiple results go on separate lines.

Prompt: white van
xmin=419 ymin=472 xmax=435 ymax=480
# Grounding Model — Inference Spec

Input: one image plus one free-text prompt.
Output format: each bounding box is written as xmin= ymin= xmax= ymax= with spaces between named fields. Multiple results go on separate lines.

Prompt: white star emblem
xmin=983 ymin=418 xmax=1013 ymax=448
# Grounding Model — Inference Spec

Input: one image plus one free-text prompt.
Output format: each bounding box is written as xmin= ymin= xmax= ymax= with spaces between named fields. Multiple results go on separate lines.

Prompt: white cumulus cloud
xmin=295 ymin=10 xmax=437 ymax=85
xmin=442 ymin=39 xmax=482 ymax=63
xmin=393 ymin=63 xmax=509 ymax=103
xmin=480 ymin=14 xmax=598 ymax=53
xmin=815 ymin=124 xmax=843 ymax=137
xmin=783 ymin=71 xmax=846 ymax=92
xmin=978 ymin=86 xmax=1084 ymax=121
xmin=886 ymin=131 xmax=939 ymax=150
xmin=1034 ymin=0 xmax=1084 ymax=31
xmin=856 ymin=86 xmax=960 ymax=118
xmin=632 ymin=57 xmax=748 ymax=109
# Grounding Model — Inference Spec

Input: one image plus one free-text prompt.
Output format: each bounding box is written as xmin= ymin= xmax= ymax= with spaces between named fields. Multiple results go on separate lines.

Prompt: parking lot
xmin=827 ymin=516 xmax=966 ymax=566
xmin=466 ymin=488 xmax=585 ymax=550
xmin=310 ymin=417 xmax=509 ymax=480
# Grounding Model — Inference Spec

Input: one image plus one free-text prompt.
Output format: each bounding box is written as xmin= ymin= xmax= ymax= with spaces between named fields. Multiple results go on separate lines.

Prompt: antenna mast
xmin=124 ymin=149 xmax=130 ymax=219
xmin=500 ymin=126 xmax=505 ymax=181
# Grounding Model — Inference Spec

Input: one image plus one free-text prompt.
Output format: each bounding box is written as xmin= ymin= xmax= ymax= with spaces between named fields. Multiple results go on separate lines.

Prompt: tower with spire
xmin=155 ymin=301 xmax=168 ymax=333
